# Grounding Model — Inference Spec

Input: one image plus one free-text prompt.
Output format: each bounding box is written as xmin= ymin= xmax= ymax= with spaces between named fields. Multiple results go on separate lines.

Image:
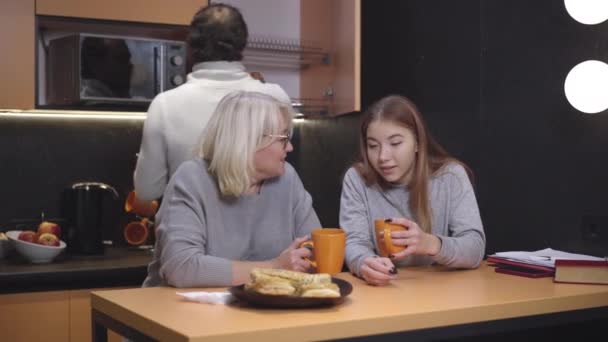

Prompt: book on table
xmin=486 ymin=255 xmax=554 ymax=278
xmin=554 ymin=259 xmax=608 ymax=285
xmin=487 ymin=248 xmax=605 ymax=279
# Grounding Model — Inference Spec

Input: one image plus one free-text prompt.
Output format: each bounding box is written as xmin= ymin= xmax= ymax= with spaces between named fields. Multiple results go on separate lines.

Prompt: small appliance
xmin=63 ymin=182 xmax=119 ymax=255
xmin=46 ymin=33 xmax=187 ymax=109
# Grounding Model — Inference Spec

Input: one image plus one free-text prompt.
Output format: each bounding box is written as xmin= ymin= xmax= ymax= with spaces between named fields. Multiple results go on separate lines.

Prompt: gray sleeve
xmin=134 ymin=96 xmax=169 ymax=201
xmin=155 ymin=163 xmax=232 ymax=287
xmin=339 ymin=168 xmax=377 ymax=276
xmin=288 ymin=164 xmax=321 ymax=237
xmin=431 ymin=165 xmax=486 ymax=268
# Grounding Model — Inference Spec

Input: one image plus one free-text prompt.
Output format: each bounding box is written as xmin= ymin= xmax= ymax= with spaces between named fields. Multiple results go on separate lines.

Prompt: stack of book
xmin=487 ymin=248 xmax=607 ymax=284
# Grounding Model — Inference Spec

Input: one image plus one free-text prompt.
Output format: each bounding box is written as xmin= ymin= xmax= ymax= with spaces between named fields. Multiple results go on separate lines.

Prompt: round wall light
xmin=564 ymin=0 xmax=608 ymax=25
xmin=564 ymin=60 xmax=608 ymax=114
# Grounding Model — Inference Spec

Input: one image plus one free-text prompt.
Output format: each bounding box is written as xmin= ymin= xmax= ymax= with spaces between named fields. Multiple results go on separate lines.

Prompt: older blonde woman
xmin=143 ymin=91 xmax=320 ymax=287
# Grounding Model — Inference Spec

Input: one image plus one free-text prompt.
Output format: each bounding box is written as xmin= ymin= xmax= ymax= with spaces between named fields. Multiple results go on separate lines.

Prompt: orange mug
xmin=374 ymin=219 xmax=407 ymax=257
xmin=125 ymin=191 xmax=158 ymax=218
xmin=300 ymin=228 xmax=345 ymax=274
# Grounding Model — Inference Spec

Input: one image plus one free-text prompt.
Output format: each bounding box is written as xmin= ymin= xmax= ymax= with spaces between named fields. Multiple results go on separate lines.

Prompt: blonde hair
xmin=198 ymin=91 xmax=294 ymax=196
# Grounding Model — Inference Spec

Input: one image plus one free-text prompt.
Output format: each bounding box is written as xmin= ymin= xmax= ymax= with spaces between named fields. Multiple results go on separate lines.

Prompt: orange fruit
xmin=124 ymin=220 xmax=149 ymax=246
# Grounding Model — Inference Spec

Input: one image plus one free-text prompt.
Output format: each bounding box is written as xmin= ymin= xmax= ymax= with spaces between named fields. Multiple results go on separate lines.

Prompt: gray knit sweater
xmin=339 ymin=163 xmax=485 ymax=276
xmin=143 ymin=159 xmax=321 ymax=287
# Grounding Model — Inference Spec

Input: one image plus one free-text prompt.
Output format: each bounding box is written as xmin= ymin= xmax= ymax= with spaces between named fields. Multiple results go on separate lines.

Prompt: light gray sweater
xmin=339 ymin=163 xmax=485 ymax=276
xmin=142 ymin=159 xmax=321 ymax=288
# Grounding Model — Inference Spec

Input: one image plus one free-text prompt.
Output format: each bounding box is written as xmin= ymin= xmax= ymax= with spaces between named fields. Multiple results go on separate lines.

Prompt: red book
xmin=486 ymin=256 xmax=554 ymax=278
xmin=553 ymin=259 xmax=608 ymax=285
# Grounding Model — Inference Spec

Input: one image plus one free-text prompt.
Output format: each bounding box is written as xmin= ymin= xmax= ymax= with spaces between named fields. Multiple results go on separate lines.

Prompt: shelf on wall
xmin=291 ymin=98 xmax=332 ymax=117
xmin=243 ymin=36 xmax=329 ymax=70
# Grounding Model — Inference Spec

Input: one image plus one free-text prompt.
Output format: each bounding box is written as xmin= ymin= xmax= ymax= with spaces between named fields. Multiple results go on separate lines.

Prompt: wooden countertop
xmin=91 ymin=263 xmax=608 ymax=341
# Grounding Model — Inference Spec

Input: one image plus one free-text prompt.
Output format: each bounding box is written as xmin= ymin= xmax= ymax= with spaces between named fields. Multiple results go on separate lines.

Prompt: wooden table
xmin=90 ymin=263 xmax=608 ymax=341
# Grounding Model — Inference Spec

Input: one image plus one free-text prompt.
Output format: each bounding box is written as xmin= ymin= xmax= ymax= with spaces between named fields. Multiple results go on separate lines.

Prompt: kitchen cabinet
xmin=232 ymin=0 xmax=360 ymax=116
xmin=0 ymin=289 xmax=125 ymax=342
xmin=301 ymin=0 xmax=360 ymax=115
xmin=0 ymin=0 xmax=35 ymax=110
xmin=36 ymin=0 xmax=207 ymax=25
xmin=0 ymin=290 xmax=70 ymax=341
xmin=0 ymin=0 xmax=359 ymax=113
xmin=0 ymin=0 xmax=207 ymax=110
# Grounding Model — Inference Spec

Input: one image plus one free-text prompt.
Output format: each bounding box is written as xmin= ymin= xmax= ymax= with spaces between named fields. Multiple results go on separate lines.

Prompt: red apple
xmin=37 ymin=233 xmax=60 ymax=247
xmin=38 ymin=221 xmax=62 ymax=239
xmin=18 ymin=230 xmax=37 ymax=243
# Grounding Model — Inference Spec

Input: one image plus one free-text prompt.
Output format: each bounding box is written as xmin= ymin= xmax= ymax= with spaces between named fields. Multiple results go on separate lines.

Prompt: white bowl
xmin=6 ymin=230 xmax=66 ymax=263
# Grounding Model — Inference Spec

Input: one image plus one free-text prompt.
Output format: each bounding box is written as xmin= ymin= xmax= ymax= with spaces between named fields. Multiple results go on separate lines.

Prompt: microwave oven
xmin=46 ymin=33 xmax=187 ymax=109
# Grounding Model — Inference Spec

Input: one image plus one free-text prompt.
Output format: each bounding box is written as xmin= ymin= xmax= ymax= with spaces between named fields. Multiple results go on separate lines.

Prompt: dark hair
xmin=188 ymin=3 xmax=248 ymax=63
xmin=354 ymin=95 xmax=472 ymax=233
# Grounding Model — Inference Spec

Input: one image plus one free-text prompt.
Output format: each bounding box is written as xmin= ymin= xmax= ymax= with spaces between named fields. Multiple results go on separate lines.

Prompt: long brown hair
xmin=354 ymin=95 xmax=472 ymax=233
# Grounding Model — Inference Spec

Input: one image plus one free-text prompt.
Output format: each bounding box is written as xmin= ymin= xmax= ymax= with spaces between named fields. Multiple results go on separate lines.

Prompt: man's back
xmin=133 ymin=61 xmax=290 ymax=201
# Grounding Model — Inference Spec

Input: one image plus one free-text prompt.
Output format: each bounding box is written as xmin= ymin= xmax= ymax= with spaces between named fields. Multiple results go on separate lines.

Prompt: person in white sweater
xmin=134 ymin=3 xmax=290 ymax=201
xmin=340 ymin=95 xmax=486 ymax=286
xmin=143 ymin=91 xmax=320 ymax=288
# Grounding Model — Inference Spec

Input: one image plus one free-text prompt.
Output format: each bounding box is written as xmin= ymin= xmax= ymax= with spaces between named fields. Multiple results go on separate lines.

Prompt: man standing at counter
xmin=134 ymin=3 xmax=290 ymax=201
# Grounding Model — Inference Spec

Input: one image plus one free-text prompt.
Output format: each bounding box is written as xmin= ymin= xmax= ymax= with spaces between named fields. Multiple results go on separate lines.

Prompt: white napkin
xmin=176 ymin=291 xmax=234 ymax=305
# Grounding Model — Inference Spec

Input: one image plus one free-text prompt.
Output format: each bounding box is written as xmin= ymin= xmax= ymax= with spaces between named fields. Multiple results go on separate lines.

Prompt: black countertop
xmin=0 ymin=247 xmax=152 ymax=294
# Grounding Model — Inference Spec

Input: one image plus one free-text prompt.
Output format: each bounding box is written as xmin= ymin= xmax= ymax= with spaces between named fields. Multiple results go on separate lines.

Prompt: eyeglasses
xmin=264 ymin=133 xmax=291 ymax=149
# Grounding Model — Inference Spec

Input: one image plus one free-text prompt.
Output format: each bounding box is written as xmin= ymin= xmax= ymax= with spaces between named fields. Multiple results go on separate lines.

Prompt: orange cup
xmin=374 ymin=220 xmax=407 ymax=257
xmin=125 ymin=191 xmax=158 ymax=218
xmin=300 ymin=228 xmax=345 ymax=274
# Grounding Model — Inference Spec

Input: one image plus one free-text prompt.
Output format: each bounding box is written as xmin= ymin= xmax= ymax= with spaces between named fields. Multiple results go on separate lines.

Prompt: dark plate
xmin=229 ymin=277 xmax=353 ymax=309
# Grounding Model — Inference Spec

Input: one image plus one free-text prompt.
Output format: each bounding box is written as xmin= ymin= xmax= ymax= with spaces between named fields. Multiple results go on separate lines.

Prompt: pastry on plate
xmin=300 ymin=282 xmax=340 ymax=298
xmin=251 ymin=268 xmax=331 ymax=286
xmin=245 ymin=277 xmax=296 ymax=296
xmin=245 ymin=268 xmax=339 ymax=298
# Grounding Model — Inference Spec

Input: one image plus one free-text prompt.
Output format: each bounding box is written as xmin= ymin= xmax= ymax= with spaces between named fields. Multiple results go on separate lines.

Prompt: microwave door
xmin=154 ymin=44 xmax=163 ymax=96
xmin=126 ymin=39 xmax=157 ymax=102
xmin=79 ymin=36 xmax=146 ymax=103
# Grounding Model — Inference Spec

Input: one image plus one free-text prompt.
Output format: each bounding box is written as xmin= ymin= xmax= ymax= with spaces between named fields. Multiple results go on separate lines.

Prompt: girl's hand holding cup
xmin=381 ymin=218 xmax=442 ymax=260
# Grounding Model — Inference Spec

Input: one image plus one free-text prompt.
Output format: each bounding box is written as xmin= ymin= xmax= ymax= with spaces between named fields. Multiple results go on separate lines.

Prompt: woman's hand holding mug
xmin=272 ymin=236 xmax=312 ymax=273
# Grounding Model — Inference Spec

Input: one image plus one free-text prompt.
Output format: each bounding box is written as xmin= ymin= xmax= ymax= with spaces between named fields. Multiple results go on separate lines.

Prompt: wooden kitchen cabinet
xmin=0 ymin=0 xmax=35 ymax=110
xmin=300 ymin=0 xmax=360 ymax=115
xmin=0 ymin=0 xmax=359 ymax=113
xmin=36 ymin=0 xmax=208 ymax=25
xmin=0 ymin=291 xmax=70 ymax=342
xmin=0 ymin=0 xmax=207 ymax=110
xmin=0 ymin=289 xmax=126 ymax=342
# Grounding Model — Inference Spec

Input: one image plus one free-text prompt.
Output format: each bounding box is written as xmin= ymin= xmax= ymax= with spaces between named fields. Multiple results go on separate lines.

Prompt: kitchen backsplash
xmin=0 ymin=111 xmax=363 ymax=246
xmin=0 ymin=112 xmax=145 ymax=245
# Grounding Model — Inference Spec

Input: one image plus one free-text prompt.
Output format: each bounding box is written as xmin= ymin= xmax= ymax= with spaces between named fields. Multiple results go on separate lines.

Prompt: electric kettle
xmin=62 ymin=182 xmax=119 ymax=255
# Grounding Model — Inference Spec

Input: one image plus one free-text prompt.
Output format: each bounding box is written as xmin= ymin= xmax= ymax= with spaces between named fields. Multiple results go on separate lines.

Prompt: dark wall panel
xmin=290 ymin=112 xmax=362 ymax=228
xmin=1 ymin=113 xmax=361 ymax=245
xmin=0 ymin=115 xmax=143 ymax=244
xmin=362 ymin=0 xmax=481 ymax=113
xmin=480 ymin=0 xmax=608 ymax=256
xmin=362 ymin=0 xmax=608 ymax=256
